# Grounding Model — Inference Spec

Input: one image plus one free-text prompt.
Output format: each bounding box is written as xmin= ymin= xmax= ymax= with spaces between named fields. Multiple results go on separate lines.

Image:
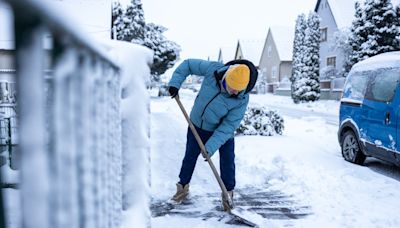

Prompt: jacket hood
xmin=214 ymin=59 xmax=258 ymax=94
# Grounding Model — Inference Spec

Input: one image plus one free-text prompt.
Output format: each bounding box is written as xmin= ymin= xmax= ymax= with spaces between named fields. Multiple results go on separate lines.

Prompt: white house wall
xmin=317 ymin=0 xmax=346 ymax=77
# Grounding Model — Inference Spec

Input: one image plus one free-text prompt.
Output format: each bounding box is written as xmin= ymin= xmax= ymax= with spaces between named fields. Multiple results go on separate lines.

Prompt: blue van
xmin=338 ymin=51 xmax=400 ymax=166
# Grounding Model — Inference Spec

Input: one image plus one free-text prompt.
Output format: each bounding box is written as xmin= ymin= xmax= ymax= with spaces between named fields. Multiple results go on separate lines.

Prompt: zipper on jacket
xmin=200 ymin=92 xmax=220 ymax=129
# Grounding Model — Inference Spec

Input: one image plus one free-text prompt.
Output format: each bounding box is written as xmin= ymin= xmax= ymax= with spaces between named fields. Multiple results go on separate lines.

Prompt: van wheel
xmin=341 ymin=130 xmax=366 ymax=165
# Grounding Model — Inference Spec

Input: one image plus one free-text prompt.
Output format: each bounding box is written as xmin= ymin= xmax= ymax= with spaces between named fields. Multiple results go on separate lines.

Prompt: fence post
xmin=15 ymin=16 xmax=51 ymax=228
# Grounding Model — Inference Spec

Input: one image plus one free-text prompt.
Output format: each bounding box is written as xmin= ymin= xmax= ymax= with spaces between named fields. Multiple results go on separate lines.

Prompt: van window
xmin=343 ymin=71 xmax=369 ymax=100
xmin=365 ymin=68 xmax=400 ymax=102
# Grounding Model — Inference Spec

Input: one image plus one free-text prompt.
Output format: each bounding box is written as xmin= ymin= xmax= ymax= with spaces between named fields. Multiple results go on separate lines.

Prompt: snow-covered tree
xmin=361 ymin=0 xmax=399 ymax=57
xmin=304 ymin=12 xmax=321 ymax=101
xmin=111 ymin=1 xmax=123 ymax=39
xmin=123 ymin=0 xmax=146 ymax=42
xmin=142 ymin=23 xmax=181 ymax=81
xmin=396 ymin=5 xmax=400 ymax=37
xmin=346 ymin=0 xmax=400 ymax=74
xmin=291 ymin=12 xmax=320 ymax=103
xmin=346 ymin=1 xmax=367 ymax=74
xmin=112 ymin=0 xmax=181 ymax=82
xmin=236 ymin=105 xmax=284 ymax=136
xmin=291 ymin=14 xmax=307 ymax=103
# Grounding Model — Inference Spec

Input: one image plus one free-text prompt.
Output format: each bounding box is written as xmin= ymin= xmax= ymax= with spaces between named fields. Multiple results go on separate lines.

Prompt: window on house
xmin=327 ymin=57 xmax=336 ymax=68
xmin=267 ymin=46 xmax=272 ymax=57
xmin=261 ymin=68 xmax=267 ymax=81
xmin=272 ymin=66 xmax=277 ymax=79
xmin=320 ymin=28 xmax=327 ymax=42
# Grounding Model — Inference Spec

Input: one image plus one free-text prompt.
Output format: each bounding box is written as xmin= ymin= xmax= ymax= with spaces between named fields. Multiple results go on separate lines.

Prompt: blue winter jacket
xmin=168 ymin=59 xmax=257 ymax=154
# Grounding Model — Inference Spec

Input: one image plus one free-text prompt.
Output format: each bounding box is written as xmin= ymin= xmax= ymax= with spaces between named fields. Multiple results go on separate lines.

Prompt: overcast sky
xmin=138 ymin=0 xmax=317 ymax=60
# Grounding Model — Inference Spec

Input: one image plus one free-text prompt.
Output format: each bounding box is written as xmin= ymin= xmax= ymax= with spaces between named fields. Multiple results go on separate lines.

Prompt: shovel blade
xmin=226 ymin=209 xmax=259 ymax=227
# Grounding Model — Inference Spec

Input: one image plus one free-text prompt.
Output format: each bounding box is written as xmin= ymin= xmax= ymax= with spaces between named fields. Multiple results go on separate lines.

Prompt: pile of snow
xmin=237 ymin=105 xmax=284 ymax=136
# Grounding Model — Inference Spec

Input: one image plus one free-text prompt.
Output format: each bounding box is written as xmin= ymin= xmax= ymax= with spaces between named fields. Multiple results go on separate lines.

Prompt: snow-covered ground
xmin=149 ymin=90 xmax=400 ymax=228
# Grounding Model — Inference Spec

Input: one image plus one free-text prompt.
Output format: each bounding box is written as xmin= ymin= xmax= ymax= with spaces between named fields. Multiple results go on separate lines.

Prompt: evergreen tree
xmin=142 ymin=23 xmax=181 ymax=81
xmin=291 ymin=13 xmax=320 ymax=103
xmin=122 ymin=0 xmax=146 ymax=42
xmin=111 ymin=1 xmax=123 ymax=39
xmin=346 ymin=1 xmax=366 ymax=74
xmin=394 ymin=4 xmax=400 ymax=49
xmin=303 ymin=12 xmax=320 ymax=101
xmin=111 ymin=0 xmax=181 ymax=82
xmin=361 ymin=0 xmax=398 ymax=58
xmin=291 ymin=14 xmax=307 ymax=103
xmin=346 ymin=0 xmax=400 ymax=75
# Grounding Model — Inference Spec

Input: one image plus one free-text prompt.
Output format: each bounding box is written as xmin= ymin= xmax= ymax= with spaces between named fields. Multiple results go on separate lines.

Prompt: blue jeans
xmin=178 ymin=125 xmax=236 ymax=191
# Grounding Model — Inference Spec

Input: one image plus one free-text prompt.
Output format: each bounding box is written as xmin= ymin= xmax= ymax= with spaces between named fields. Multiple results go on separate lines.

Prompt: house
xmin=234 ymin=39 xmax=264 ymax=67
xmin=314 ymin=0 xmax=358 ymax=99
xmin=258 ymin=26 xmax=294 ymax=94
xmin=315 ymin=0 xmax=356 ymax=78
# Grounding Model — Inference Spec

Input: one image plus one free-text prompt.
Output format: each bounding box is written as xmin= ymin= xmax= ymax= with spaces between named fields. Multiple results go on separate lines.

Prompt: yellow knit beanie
xmin=225 ymin=64 xmax=250 ymax=91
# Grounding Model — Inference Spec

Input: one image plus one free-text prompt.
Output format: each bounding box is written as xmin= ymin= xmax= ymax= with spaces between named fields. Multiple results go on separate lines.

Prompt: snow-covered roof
xmin=0 ymin=1 xmax=14 ymax=50
xmin=236 ymin=39 xmax=264 ymax=66
xmin=352 ymin=51 xmax=400 ymax=72
xmin=218 ymin=46 xmax=236 ymax=63
xmin=269 ymin=26 xmax=294 ymax=61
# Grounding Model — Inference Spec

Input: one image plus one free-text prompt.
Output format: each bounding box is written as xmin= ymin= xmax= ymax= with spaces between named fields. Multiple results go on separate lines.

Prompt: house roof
xmin=269 ymin=26 xmax=294 ymax=61
xmin=315 ymin=0 xmax=357 ymax=29
xmin=236 ymin=39 xmax=264 ymax=66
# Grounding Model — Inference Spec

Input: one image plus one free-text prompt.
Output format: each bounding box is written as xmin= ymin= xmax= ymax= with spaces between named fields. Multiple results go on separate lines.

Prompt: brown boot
xmin=171 ymin=183 xmax=189 ymax=203
xmin=222 ymin=191 xmax=234 ymax=211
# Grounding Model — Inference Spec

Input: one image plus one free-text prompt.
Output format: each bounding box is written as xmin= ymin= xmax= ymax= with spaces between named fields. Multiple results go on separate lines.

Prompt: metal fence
xmin=4 ymin=0 xmax=123 ymax=228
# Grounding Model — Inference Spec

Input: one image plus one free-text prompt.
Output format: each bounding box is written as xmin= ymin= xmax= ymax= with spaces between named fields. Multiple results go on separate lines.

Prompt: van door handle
xmin=385 ymin=112 xmax=390 ymax=124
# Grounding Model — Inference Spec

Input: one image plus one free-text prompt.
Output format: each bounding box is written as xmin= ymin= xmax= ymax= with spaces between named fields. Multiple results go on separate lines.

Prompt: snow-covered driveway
xmin=150 ymin=90 xmax=400 ymax=228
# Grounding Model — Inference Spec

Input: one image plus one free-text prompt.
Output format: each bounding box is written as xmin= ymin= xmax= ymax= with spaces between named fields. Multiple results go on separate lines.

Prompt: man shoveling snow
xmin=167 ymin=58 xmax=258 ymax=211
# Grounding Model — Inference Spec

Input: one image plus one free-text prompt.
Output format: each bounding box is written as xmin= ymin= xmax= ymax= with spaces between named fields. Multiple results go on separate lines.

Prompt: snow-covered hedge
xmin=236 ymin=105 xmax=284 ymax=136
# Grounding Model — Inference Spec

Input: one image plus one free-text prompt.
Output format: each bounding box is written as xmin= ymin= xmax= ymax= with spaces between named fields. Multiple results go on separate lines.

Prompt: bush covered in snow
xmin=236 ymin=105 xmax=284 ymax=136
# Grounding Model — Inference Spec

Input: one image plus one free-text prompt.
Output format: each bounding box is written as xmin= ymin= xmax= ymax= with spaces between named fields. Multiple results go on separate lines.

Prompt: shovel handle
xmin=174 ymin=95 xmax=233 ymax=210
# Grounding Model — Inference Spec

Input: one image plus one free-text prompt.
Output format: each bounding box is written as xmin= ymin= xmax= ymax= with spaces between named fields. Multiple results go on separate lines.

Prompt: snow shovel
xmin=174 ymin=95 xmax=259 ymax=227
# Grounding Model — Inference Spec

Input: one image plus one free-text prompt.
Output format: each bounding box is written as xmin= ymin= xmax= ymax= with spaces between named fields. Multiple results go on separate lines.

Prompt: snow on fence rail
xmin=2 ymin=0 xmax=130 ymax=228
